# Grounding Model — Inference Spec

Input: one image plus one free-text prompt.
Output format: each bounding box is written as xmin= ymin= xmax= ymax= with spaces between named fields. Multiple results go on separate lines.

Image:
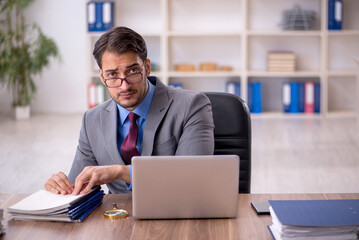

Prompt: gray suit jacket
xmin=68 ymin=77 xmax=214 ymax=193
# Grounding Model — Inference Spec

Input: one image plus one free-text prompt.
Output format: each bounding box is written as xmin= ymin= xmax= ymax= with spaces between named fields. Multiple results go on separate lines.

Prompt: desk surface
xmin=1 ymin=193 xmax=358 ymax=240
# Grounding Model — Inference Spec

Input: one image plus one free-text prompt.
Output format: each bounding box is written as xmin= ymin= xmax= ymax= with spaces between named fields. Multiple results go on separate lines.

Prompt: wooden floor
xmin=0 ymin=114 xmax=358 ymax=194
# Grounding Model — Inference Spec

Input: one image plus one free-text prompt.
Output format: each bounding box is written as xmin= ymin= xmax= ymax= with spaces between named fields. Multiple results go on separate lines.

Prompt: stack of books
xmin=0 ymin=206 xmax=4 ymax=235
xmin=8 ymin=186 xmax=104 ymax=223
xmin=268 ymin=199 xmax=359 ymax=240
xmin=267 ymin=52 xmax=296 ymax=72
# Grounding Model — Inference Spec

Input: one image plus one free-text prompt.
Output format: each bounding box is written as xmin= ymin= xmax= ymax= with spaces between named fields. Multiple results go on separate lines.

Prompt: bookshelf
xmin=86 ymin=0 xmax=359 ymax=119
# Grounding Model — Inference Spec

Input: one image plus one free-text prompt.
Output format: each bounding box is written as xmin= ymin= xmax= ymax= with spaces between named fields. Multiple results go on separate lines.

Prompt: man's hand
xmin=72 ymin=165 xmax=130 ymax=195
xmin=44 ymin=171 xmax=74 ymax=195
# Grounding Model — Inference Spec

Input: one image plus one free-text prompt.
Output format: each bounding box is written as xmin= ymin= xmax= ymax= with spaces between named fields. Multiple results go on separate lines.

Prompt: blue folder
xmin=87 ymin=2 xmax=114 ymax=32
xmin=298 ymin=83 xmax=305 ymax=113
xmin=247 ymin=83 xmax=253 ymax=112
xmin=282 ymin=83 xmax=291 ymax=113
xmin=269 ymin=199 xmax=359 ymax=226
xmin=226 ymin=82 xmax=241 ymax=97
xmin=328 ymin=0 xmax=343 ymax=30
xmin=289 ymin=82 xmax=299 ymax=113
xmin=251 ymin=82 xmax=262 ymax=113
xmin=314 ymin=83 xmax=320 ymax=113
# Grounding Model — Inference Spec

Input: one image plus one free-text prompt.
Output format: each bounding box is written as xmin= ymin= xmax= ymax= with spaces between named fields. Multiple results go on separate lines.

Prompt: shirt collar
xmin=117 ymin=78 xmax=155 ymax=126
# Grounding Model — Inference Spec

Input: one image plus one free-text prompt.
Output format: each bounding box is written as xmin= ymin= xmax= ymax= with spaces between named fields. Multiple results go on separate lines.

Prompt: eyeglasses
xmin=103 ymin=72 xmax=143 ymax=88
xmin=102 ymin=62 xmax=146 ymax=88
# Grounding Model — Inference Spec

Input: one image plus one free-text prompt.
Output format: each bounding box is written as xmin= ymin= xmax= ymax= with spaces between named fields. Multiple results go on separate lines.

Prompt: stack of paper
xmin=267 ymin=52 xmax=296 ymax=72
xmin=268 ymin=199 xmax=359 ymax=240
xmin=0 ymin=205 xmax=4 ymax=235
xmin=8 ymin=186 xmax=104 ymax=223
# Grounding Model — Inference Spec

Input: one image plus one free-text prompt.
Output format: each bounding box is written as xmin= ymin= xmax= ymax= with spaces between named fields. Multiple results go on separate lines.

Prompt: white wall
xmin=0 ymin=0 xmax=88 ymax=114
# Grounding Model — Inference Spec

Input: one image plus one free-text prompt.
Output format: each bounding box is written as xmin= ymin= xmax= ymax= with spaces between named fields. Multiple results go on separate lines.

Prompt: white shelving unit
xmin=86 ymin=0 xmax=359 ymax=119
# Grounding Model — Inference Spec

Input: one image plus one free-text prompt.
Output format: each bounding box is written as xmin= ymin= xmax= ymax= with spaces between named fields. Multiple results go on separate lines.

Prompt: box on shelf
xmin=220 ymin=66 xmax=233 ymax=71
xmin=174 ymin=64 xmax=196 ymax=72
xmin=199 ymin=63 xmax=217 ymax=72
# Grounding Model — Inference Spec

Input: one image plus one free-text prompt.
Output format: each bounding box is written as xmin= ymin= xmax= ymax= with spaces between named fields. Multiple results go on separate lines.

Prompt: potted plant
xmin=0 ymin=0 xmax=60 ymax=120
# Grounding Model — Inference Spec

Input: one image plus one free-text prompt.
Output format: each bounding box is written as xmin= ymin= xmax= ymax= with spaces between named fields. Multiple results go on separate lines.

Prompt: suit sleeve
xmin=68 ymin=111 xmax=99 ymax=184
xmin=175 ymin=93 xmax=215 ymax=155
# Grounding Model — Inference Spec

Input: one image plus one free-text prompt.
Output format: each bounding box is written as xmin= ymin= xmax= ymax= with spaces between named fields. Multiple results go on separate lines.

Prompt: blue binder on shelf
xmin=282 ymin=82 xmax=291 ymax=113
xmin=168 ymin=83 xmax=183 ymax=89
xmin=289 ymin=82 xmax=299 ymax=113
xmin=247 ymin=83 xmax=253 ymax=112
xmin=314 ymin=82 xmax=321 ymax=113
xmin=328 ymin=0 xmax=342 ymax=30
xmin=251 ymin=82 xmax=262 ymax=113
xmin=87 ymin=2 xmax=114 ymax=32
xmin=298 ymin=83 xmax=305 ymax=113
xmin=226 ymin=82 xmax=241 ymax=97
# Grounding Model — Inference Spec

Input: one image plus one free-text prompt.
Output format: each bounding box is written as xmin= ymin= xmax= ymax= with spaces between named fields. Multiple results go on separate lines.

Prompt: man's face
xmin=99 ymin=51 xmax=151 ymax=111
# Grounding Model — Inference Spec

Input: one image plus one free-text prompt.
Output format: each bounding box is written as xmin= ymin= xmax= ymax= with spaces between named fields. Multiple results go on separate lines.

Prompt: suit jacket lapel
xmin=100 ymin=100 xmax=125 ymax=165
xmin=142 ymin=79 xmax=173 ymax=156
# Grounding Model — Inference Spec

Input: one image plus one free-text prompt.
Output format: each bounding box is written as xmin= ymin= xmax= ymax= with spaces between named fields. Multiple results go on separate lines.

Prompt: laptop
xmin=131 ymin=155 xmax=239 ymax=219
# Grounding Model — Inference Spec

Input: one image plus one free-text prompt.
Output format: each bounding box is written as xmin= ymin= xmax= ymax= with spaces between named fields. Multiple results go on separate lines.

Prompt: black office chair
xmin=204 ymin=92 xmax=252 ymax=193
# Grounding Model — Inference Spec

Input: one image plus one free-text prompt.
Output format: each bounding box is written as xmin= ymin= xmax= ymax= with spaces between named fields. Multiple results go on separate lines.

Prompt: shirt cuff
xmin=125 ymin=165 xmax=132 ymax=191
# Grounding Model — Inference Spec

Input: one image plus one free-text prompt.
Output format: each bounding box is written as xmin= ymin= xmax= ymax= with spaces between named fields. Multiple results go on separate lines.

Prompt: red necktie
xmin=120 ymin=112 xmax=140 ymax=165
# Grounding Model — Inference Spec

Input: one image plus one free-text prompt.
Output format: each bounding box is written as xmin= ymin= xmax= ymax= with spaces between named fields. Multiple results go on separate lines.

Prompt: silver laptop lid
xmin=132 ymin=155 xmax=239 ymax=219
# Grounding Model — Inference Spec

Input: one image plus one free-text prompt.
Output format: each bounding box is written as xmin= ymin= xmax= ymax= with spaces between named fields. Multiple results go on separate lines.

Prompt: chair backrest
xmin=204 ymin=92 xmax=252 ymax=193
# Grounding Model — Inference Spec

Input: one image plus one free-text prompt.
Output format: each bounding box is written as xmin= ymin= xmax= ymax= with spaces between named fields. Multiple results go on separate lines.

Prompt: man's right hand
xmin=44 ymin=171 xmax=74 ymax=195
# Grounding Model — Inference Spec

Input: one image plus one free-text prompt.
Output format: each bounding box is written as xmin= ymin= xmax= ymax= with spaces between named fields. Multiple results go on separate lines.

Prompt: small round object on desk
xmin=104 ymin=203 xmax=129 ymax=219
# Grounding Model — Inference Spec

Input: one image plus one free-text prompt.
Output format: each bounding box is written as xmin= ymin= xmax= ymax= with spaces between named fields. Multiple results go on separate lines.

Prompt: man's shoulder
xmin=85 ymin=99 xmax=114 ymax=117
xmin=166 ymin=87 xmax=211 ymax=106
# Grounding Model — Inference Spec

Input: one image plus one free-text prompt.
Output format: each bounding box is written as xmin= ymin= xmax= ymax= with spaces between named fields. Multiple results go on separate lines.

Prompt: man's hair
xmin=93 ymin=26 xmax=148 ymax=69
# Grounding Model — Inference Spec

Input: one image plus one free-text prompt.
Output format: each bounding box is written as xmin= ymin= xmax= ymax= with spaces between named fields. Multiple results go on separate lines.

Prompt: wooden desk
xmin=1 ymin=193 xmax=358 ymax=240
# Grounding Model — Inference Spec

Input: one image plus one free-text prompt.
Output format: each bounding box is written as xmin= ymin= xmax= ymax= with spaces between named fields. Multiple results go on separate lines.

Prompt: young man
xmin=44 ymin=26 xmax=214 ymax=195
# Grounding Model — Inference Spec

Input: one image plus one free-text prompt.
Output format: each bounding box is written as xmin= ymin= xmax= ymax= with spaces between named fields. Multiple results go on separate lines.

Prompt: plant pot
xmin=13 ymin=105 xmax=31 ymax=120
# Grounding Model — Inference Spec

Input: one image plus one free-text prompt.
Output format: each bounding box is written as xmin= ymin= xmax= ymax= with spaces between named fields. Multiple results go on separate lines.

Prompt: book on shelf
xmin=267 ymin=62 xmax=296 ymax=68
xmin=87 ymin=1 xmax=114 ymax=32
xmin=8 ymin=186 xmax=104 ymax=223
xmin=226 ymin=82 xmax=241 ymax=97
xmin=248 ymin=82 xmax=262 ymax=113
xmin=268 ymin=199 xmax=359 ymax=240
xmin=328 ymin=0 xmax=343 ymax=30
xmin=268 ymin=67 xmax=295 ymax=72
xmin=267 ymin=51 xmax=296 ymax=60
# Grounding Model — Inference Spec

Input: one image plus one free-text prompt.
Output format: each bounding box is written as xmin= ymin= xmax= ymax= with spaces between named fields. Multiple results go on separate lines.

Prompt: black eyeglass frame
xmin=103 ymin=72 xmax=143 ymax=88
xmin=102 ymin=61 xmax=147 ymax=88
